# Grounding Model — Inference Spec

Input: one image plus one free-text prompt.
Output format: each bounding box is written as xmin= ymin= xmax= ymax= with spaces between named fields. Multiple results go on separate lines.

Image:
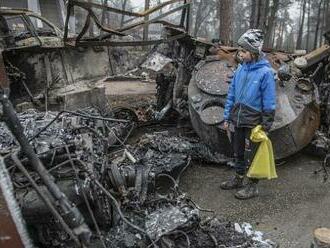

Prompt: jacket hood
xmin=243 ymin=57 xmax=271 ymax=70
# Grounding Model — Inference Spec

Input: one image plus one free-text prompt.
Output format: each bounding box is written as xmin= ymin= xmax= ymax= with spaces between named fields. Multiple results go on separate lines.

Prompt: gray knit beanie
xmin=238 ymin=29 xmax=264 ymax=55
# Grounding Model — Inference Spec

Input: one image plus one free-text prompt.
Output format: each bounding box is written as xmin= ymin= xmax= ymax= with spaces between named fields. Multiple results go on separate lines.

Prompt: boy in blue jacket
xmin=220 ymin=29 xmax=276 ymax=200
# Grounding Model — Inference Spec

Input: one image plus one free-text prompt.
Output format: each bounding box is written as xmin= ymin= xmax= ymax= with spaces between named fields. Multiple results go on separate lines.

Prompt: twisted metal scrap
xmin=64 ymin=0 xmax=191 ymax=46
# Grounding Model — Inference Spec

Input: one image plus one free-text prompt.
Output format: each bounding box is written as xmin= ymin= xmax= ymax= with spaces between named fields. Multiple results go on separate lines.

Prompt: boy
xmin=220 ymin=29 xmax=276 ymax=200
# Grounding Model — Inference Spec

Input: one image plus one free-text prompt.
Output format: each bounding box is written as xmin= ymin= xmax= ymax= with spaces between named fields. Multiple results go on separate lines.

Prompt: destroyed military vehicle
xmin=188 ymin=47 xmax=324 ymax=160
xmin=0 ymin=1 xmax=329 ymax=247
xmin=154 ymin=41 xmax=329 ymax=160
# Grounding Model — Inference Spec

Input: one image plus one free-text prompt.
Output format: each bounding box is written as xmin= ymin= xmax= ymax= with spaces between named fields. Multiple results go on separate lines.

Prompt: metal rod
xmin=64 ymin=2 xmax=73 ymax=41
xmin=64 ymin=146 xmax=107 ymax=248
xmin=28 ymin=110 xmax=130 ymax=142
xmin=185 ymin=0 xmax=190 ymax=33
xmin=72 ymin=0 xmax=184 ymax=18
xmin=0 ymin=92 xmax=91 ymax=246
xmin=180 ymin=0 xmax=187 ymax=27
xmin=118 ymin=4 xmax=189 ymax=32
xmin=76 ymin=13 xmax=92 ymax=41
xmin=11 ymin=153 xmax=81 ymax=247
xmin=67 ymin=32 xmax=187 ymax=47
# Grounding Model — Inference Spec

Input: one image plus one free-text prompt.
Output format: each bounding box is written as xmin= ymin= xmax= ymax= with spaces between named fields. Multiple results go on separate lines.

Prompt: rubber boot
xmin=220 ymin=173 xmax=244 ymax=190
xmin=235 ymin=178 xmax=259 ymax=200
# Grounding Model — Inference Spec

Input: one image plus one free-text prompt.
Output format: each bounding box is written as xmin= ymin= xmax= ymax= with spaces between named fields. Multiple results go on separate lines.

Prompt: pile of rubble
xmin=0 ymin=108 xmax=275 ymax=247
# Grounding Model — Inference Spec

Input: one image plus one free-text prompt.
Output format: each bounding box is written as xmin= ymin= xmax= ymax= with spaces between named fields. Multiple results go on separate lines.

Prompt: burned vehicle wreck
xmin=0 ymin=1 xmax=276 ymax=248
xmin=0 ymin=8 xmax=63 ymax=49
xmin=0 ymin=89 xmax=271 ymax=247
xmin=0 ymin=106 xmax=234 ymax=247
xmin=1 ymin=0 xmax=330 ymax=247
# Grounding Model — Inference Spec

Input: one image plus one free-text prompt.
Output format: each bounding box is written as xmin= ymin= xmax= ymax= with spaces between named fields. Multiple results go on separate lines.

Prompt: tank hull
xmin=188 ymin=58 xmax=320 ymax=160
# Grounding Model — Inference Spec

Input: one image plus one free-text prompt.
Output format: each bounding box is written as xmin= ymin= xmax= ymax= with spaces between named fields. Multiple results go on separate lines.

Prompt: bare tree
xmin=313 ymin=0 xmax=323 ymax=49
xmin=305 ymin=0 xmax=311 ymax=51
xmin=219 ymin=0 xmax=233 ymax=45
xmin=326 ymin=0 xmax=330 ymax=32
xmin=120 ymin=0 xmax=128 ymax=27
xmin=264 ymin=0 xmax=280 ymax=48
xmin=259 ymin=0 xmax=269 ymax=30
xmin=232 ymin=0 xmax=250 ymax=41
xmin=193 ymin=0 xmax=212 ymax=37
xmin=143 ymin=0 xmax=150 ymax=41
xmin=296 ymin=0 xmax=307 ymax=49
xmin=249 ymin=0 xmax=269 ymax=29
xmin=275 ymin=18 xmax=284 ymax=50
xmin=318 ymin=0 xmax=326 ymax=47
xmin=250 ymin=0 xmax=257 ymax=28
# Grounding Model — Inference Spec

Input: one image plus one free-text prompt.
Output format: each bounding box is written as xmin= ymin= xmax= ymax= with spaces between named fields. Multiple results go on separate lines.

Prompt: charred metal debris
xmin=0 ymin=1 xmax=330 ymax=247
xmin=0 ymin=106 xmax=276 ymax=247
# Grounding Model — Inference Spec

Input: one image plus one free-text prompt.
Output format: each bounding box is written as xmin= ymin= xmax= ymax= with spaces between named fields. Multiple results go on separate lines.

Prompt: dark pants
xmin=233 ymin=127 xmax=258 ymax=175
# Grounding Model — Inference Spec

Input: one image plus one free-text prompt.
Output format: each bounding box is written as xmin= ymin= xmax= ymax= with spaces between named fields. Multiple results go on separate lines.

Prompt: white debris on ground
xmin=235 ymin=222 xmax=277 ymax=247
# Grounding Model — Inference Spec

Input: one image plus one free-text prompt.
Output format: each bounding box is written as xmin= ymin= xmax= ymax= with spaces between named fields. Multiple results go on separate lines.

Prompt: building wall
xmin=0 ymin=0 xmax=28 ymax=9
xmin=39 ymin=0 xmax=62 ymax=28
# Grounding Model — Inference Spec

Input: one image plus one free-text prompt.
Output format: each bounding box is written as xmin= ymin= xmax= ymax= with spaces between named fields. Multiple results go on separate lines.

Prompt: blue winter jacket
xmin=223 ymin=57 xmax=276 ymax=129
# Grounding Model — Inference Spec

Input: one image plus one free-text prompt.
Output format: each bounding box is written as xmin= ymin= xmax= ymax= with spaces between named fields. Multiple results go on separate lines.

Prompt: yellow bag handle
xmin=247 ymin=125 xmax=277 ymax=180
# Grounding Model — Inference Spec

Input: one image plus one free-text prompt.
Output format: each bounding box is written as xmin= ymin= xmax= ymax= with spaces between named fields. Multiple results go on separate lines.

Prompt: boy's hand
xmin=223 ymin=121 xmax=229 ymax=130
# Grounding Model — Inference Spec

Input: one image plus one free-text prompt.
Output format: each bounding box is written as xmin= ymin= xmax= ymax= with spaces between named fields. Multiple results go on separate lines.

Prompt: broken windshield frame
xmin=2 ymin=14 xmax=32 ymax=41
xmin=25 ymin=13 xmax=63 ymax=38
xmin=0 ymin=11 xmax=63 ymax=49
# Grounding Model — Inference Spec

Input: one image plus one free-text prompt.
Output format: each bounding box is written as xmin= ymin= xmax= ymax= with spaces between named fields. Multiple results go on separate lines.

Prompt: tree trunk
xmin=271 ymin=21 xmax=277 ymax=46
xmin=264 ymin=0 xmax=279 ymax=48
xmin=306 ymin=0 xmax=311 ymax=51
xmin=255 ymin=0 xmax=261 ymax=28
xmin=319 ymin=0 xmax=326 ymax=47
xmin=193 ymin=0 xmax=203 ymax=37
xmin=250 ymin=0 xmax=257 ymax=28
xmin=276 ymin=19 xmax=284 ymax=50
xmin=279 ymin=19 xmax=285 ymax=50
xmin=296 ymin=0 xmax=307 ymax=50
xmin=250 ymin=0 xmax=270 ymax=30
xmin=120 ymin=0 xmax=128 ymax=28
xmin=219 ymin=0 xmax=233 ymax=45
xmin=259 ymin=0 xmax=269 ymax=30
xmin=314 ymin=0 xmax=323 ymax=49
xmin=143 ymin=0 xmax=150 ymax=41
xmin=193 ymin=0 xmax=209 ymax=37
xmin=326 ymin=0 xmax=330 ymax=31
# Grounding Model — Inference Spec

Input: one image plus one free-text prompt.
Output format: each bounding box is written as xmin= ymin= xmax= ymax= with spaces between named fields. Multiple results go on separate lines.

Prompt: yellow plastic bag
xmin=247 ymin=125 xmax=277 ymax=179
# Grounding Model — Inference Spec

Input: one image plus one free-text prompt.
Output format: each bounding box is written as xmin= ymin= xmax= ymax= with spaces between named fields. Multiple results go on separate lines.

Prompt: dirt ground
xmin=180 ymin=153 xmax=330 ymax=248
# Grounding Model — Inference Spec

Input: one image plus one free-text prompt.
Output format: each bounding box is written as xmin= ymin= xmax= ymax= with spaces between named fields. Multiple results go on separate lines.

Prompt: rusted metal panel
xmin=0 ymin=52 xmax=10 ymax=89
xmin=195 ymin=60 xmax=231 ymax=96
xmin=0 ymin=157 xmax=33 ymax=248
xmin=0 ymin=49 xmax=26 ymax=246
xmin=0 ymin=188 xmax=24 ymax=248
